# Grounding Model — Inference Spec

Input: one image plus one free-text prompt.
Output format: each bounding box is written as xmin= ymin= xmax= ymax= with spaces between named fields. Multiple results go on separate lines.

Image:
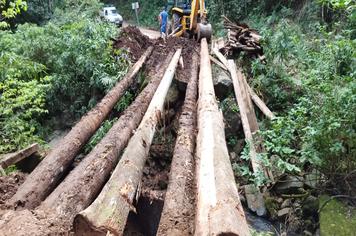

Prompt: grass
xmin=319 ymin=195 xmax=356 ymax=236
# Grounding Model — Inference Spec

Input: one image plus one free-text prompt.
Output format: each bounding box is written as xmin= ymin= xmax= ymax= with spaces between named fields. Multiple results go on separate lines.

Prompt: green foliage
xmin=3 ymin=165 xmax=17 ymax=175
xmin=211 ymin=0 xmax=355 ymax=186
xmin=319 ymin=195 xmax=356 ymax=236
xmin=0 ymin=51 xmax=49 ymax=152
xmin=233 ymin=141 xmax=271 ymax=187
xmin=0 ymin=0 xmax=130 ymax=153
xmin=318 ymin=0 xmax=355 ymax=10
xmin=0 ymin=0 xmax=27 ymax=28
xmin=84 ymin=118 xmax=117 ymax=154
xmin=227 ymin=136 xmax=238 ymax=147
xmin=251 ymin=229 xmax=274 ymax=236
xmin=244 ymin=6 xmax=356 ymax=181
xmin=115 ymin=91 xmax=134 ymax=113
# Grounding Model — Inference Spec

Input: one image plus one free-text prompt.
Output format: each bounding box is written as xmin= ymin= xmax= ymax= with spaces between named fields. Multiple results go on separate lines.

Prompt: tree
xmin=0 ymin=0 xmax=27 ymax=28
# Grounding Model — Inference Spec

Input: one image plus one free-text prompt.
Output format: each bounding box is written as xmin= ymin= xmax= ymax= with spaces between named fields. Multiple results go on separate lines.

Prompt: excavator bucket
xmin=197 ymin=23 xmax=212 ymax=42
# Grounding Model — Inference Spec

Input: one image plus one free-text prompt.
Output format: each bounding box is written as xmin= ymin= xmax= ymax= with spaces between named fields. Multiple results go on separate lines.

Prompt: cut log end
xmin=74 ymin=215 xmax=112 ymax=236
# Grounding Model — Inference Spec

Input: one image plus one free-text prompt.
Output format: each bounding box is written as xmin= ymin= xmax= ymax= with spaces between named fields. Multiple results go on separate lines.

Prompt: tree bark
xmin=195 ymin=39 xmax=250 ymax=236
xmin=74 ymin=49 xmax=182 ymax=236
xmin=10 ymin=47 xmax=154 ymax=210
xmin=157 ymin=52 xmax=199 ymax=236
xmin=36 ymin=51 xmax=175 ymax=223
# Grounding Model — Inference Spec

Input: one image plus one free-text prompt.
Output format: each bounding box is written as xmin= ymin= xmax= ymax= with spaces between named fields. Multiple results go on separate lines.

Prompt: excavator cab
xmin=167 ymin=0 xmax=212 ymax=41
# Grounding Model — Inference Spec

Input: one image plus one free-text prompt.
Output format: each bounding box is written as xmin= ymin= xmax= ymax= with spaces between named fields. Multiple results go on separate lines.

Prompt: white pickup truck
xmin=100 ymin=6 xmax=123 ymax=27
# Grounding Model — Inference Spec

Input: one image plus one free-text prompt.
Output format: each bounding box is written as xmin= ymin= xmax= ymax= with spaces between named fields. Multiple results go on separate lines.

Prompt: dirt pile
xmin=0 ymin=172 xmax=26 ymax=207
xmin=113 ymin=26 xmax=152 ymax=61
xmin=141 ymin=144 xmax=173 ymax=200
xmin=166 ymin=37 xmax=199 ymax=83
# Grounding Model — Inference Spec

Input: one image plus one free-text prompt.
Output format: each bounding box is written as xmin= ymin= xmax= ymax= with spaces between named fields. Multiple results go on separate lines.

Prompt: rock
xmin=239 ymin=192 xmax=246 ymax=204
xmin=277 ymin=197 xmax=284 ymax=204
xmin=304 ymin=169 xmax=321 ymax=188
xmin=233 ymin=139 xmax=245 ymax=155
xmin=165 ymin=83 xmax=179 ymax=105
xmin=302 ymin=196 xmax=319 ymax=216
xmin=275 ymin=175 xmax=304 ymax=194
xmin=277 ymin=208 xmax=291 ymax=218
xmin=288 ymin=216 xmax=303 ymax=233
xmin=265 ymin=197 xmax=279 ymax=219
xmin=244 ymin=210 xmax=275 ymax=234
xmin=281 ymin=199 xmax=292 ymax=208
xmin=229 ymin=152 xmax=237 ymax=161
xmin=212 ymin=65 xmax=233 ymax=100
xmin=244 ymin=184 xmax=267 ymax=216
xmin=221 ymin=98 xmax=243 ymax=138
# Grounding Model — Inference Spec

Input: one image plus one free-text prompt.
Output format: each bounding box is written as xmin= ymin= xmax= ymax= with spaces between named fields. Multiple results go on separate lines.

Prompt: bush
xmin=0 ymin=0 xmax=130 ymax=153
xmin=245 ymin=13 xmax=356 ymax=181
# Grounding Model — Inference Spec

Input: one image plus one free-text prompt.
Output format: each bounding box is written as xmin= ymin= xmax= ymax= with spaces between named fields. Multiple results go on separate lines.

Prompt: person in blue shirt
xmin=159 ymin=6 xmax=168 ymax=40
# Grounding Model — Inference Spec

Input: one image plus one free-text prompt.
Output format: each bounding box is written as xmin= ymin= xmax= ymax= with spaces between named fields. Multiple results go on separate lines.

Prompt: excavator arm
xmin=170 ymin=0 xmax=212 ymax=41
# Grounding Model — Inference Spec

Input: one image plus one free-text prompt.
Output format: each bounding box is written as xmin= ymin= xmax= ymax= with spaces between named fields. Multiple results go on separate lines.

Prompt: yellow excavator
xmin=167 ymin=0 xmax=212 ymax=41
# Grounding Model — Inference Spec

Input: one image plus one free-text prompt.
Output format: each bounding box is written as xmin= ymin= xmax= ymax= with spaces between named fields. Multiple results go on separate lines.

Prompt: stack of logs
xmin=221 ymin=16 xmax=265 ymax=62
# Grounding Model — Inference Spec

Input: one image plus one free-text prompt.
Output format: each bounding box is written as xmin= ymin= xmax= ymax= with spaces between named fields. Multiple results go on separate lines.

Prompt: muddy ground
xmin=0 ymin=172 xmax=26 ymax=208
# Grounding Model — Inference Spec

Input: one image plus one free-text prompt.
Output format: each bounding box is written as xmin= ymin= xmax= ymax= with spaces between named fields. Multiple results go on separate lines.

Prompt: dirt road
xmin=123 ymin=22 xmax=160 ymax=39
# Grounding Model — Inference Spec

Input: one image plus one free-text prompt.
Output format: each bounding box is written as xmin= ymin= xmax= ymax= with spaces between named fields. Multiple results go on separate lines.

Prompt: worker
xmin=159 ymin=6 xmax=168 ymax=41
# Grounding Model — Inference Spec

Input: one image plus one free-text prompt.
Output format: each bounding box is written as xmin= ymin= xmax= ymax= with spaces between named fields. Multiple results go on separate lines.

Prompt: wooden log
xmin=37 ymin=51 xmax=175 ymax=223
xmin=239 ymin=70 xmax=260 ymax=133
xmin=74 ymin=49 xmax=182 ymax=236
xmin=210 ymin=55 xmax=228 ymax=71
xmin=227 ymin=60 xmax=261 ymax=172
xmin=10 ymin=47 xmax=154 ymax=209
xmin=157 ymin=52 xmax=199 ymax=236
xmin=195 ymin=38 xmax=250 ymax=236
xmin=179 ymin=56 xmax=184 ymax=69
xmin=212 ymin=48 xmax=260 ymax=133
xmin=212 ymin=46 xmax=228 ymax=68
xmin=228 ymin=60 xmax=267 ymax=216
xmin=0 ymin=144 xmax=39 ymax=169
xmin=243 ymin=81 xmax=275 ymax=120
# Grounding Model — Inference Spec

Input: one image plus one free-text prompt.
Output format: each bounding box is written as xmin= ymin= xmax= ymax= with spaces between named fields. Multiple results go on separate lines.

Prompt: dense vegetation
xmin=216 ymin=0 xmax=355 ymax=190
xmin=0 ymin=0 xmax=129 ymax=153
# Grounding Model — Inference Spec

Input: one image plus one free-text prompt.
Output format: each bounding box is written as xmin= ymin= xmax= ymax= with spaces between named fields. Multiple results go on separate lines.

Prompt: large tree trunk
xmin=37 ymin=51 xmax=176 ymax=222
xmin=157 ymin=52 xmax=199 ymax=236
xmin=74 ymin=49 xmax=182 ymax=236
xmin=10 ymin=47 xmax=154 ymax=210
xmin=194 ymin=39 xmax=250 ymax=236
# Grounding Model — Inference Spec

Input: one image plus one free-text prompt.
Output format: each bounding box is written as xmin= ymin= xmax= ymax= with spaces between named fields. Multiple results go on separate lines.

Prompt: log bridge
xmin=1 ymin=37 xmax=276 ymax=236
